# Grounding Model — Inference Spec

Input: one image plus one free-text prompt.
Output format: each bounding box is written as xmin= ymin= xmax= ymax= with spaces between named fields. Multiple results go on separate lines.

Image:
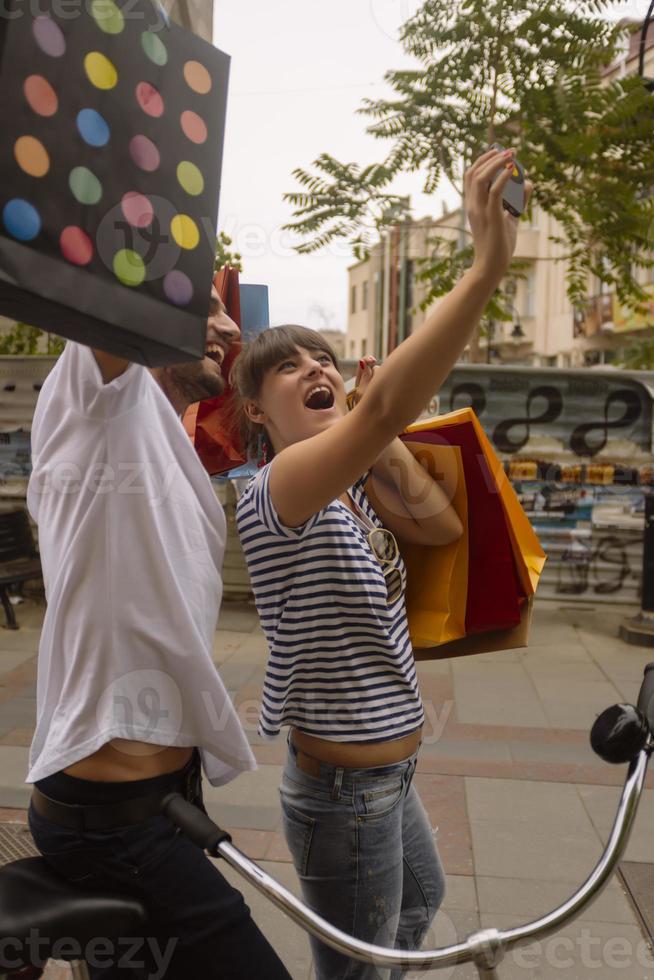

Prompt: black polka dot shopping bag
xmin=0 ymin=0 xmax=229 ymax=365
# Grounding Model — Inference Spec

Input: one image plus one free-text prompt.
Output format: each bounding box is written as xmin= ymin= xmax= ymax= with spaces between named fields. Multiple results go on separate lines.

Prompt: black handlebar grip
xmin=637 ymin=663 xmax=654 ymax=731
xmin=162 ymin=793 xmax=232 ymax=856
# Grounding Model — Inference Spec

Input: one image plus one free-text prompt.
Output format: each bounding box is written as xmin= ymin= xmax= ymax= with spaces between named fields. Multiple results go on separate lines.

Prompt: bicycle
xmin=1 ymin=663 xmax=653 ymax=978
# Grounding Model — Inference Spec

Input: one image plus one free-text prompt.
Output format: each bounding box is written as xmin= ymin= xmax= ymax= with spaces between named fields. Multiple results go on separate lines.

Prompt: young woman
xmin=233 ymin=149 xmax=531 ymax=980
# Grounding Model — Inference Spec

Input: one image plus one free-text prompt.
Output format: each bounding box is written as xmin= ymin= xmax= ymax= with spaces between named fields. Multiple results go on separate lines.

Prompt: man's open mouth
xmin=205 ymin=343 xmax=224 ymax=366
xmin=304 ymin=385 xmax=335 ymax=411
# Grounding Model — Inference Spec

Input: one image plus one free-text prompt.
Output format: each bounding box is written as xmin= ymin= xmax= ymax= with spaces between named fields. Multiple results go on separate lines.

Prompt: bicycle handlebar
xmin=162 ymin=793 xmax=231 ymax=854
xmin=162 ymin=744 xmax=651 ymax=975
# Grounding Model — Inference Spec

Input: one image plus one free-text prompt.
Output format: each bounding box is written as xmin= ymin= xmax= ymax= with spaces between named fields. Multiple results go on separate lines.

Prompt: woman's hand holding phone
xmin=465 ymin=148 xmax=533 ymax=287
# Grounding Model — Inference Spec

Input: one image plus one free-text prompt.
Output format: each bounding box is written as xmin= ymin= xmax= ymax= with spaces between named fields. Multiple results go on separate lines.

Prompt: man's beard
xmin=165 ymin=359 xmax=225 ymax=405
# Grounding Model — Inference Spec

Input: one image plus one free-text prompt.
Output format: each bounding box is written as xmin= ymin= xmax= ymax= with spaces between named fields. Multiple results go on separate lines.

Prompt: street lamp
xmin=511 ymin=318 xmax=525 ymax=339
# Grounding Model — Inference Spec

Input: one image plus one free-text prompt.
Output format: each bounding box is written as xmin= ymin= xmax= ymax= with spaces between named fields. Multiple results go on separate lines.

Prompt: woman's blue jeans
xmin=280 ymin=742 xmax=445 ymax=980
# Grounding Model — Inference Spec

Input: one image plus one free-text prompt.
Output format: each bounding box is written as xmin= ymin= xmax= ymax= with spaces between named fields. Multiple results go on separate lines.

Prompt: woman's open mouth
xmin=304 ymin=385 xmax=335 ymax=411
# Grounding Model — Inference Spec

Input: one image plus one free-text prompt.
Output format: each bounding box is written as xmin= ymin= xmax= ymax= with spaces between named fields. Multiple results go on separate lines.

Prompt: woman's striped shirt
xmin=236 ymin=464 xmax=424 ymax=742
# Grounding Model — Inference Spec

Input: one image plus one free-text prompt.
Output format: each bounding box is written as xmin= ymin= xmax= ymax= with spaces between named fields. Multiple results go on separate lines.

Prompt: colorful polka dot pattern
xmin=24 ymin=76 xmax=58 ymax=116
xmin=2 ymin=11 xmax=215 ymax=308
xmin=90 ymin=0 xmax=124 ymax=35
xmin=14 ymin=136 xmax=50 ymax=178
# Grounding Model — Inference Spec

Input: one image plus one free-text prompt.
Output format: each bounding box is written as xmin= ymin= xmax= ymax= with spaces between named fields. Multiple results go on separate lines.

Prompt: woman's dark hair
xmin=230 ymin=325 xmax=340 ymax=459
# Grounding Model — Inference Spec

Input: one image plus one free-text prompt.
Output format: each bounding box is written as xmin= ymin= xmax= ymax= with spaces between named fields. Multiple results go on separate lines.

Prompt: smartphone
xmin=489 ymin=143 xmax=526 ymax=217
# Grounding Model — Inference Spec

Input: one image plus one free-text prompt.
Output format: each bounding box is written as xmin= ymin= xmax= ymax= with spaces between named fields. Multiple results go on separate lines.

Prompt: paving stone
xmin=0 ymin=628 xmax=41 ymax=652
xmin=219 ymin=858 xmax=313 ymax=980
xmin=0 ymin=726 xmax=33 ymax=746
xmin=479 ymin=913 xmax=653 ymax=979
xmin=442 ymin=874 xmax=478 ymax=912
xmin=0 ymin=745 xmax=31 ymax=807
xmin=465 ymin=777 xmax=593 ymax=827
xmin=204 ymin=763 xmax=283 ymax=832
xmin=469 ymin=818 xmax=604 ymax=882
xmin=415 ymin=773 xmax=474 ymax=877
xmin=0 ymin=650 xmax=38 ymax=675
xmin=476 ymin=875 xmax=639 ymax=926
xmin=225 ymin=827 xmax=275 ymax=861
xmin=420 ymin=739 xmax=512 ymax=763
xmin=265 ymin=831 xmax=293 ymax=863
xmin=215 ymin=602 xmax=260 ymax=633
xmin=577 ymin=783 xmax=654 ymax=865
xmin=530 ymin=675 xmax=621 ymax=731
xmin=405 ymin=908 xmax=481 ymax=979
xmin=451 ymin=662 xmax=550 ymax=728
xmin=507 ymin=740 xmax=598 ymax=767
xmin=521 ymin=643 xmax=591 ymax=664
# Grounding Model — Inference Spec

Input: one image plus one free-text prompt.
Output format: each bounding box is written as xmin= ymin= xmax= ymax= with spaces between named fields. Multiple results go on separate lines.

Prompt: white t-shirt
xmin=26 ymin=342 xmax=255 ymax=787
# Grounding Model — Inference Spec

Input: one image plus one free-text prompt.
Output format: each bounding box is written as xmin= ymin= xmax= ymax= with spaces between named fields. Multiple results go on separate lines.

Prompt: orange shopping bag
xmin=399 ymin=443 xmax=469 ymax=648
xmin=394 ymin=408 xmax=545 ymax=658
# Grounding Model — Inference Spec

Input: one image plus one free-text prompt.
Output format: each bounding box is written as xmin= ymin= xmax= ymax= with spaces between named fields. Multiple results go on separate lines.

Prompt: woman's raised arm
xmin=270 ymin=149 xmax=529 ymax=528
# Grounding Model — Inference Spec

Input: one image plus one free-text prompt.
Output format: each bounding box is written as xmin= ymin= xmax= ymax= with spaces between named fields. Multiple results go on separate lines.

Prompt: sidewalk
xmin=1 ymin=597 xmax=654 ymax=978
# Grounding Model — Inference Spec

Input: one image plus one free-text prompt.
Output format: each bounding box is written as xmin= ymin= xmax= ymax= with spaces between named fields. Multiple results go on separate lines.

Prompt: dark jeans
xmin=28 ymin=762 xmax=291 ymax=980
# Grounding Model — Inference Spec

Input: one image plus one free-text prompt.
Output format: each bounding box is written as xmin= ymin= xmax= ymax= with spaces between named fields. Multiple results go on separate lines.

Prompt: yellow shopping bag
xmin=389 ymin=409 xmax=546 ymax=658
xmin=399 ymin=443 xmax=469 ymax=648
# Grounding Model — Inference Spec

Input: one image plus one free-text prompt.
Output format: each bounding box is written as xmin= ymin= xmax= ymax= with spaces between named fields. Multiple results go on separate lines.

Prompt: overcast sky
xmin=212 ymin=0 xmax=648 ymax=331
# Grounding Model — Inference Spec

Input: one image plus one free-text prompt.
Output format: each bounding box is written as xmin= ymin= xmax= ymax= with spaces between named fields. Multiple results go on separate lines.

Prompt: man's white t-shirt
xmin=26 ymin=342 xmax=255 ymax=787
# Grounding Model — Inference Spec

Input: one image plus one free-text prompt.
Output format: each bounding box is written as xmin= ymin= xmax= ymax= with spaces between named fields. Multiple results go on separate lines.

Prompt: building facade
xmin=346 ymin=23 xmax=654 ymax=368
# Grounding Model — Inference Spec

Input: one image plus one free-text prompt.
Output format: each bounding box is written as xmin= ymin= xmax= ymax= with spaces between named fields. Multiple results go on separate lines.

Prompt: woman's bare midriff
xmin=291 ymin=726 xmax=422 ymax=768
xmin=63 ymin=740 xmax=194 ymax=782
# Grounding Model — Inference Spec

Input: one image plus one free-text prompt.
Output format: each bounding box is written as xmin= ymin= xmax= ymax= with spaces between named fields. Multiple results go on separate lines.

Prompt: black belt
xmin=31 ymin=755 xmax=203 ymax=831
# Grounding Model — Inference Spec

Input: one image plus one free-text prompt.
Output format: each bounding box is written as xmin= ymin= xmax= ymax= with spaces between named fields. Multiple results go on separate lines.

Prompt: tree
xmin=284 ymin=0 xmax=654 ymax=355
xmin=0 ymin=322 xmax=64 ymax=356
xmin=618 ymin=336 xmax=654 ymax=370
xmin=214 ymin=232 xmax=243 ymax=273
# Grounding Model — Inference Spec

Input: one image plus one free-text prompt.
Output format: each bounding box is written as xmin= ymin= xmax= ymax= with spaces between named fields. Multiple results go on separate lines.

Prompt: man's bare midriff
xmin=291 ymin=727 xmax=422 ymax=768
xmin=63 ymin=740 xmax=194 ymax=782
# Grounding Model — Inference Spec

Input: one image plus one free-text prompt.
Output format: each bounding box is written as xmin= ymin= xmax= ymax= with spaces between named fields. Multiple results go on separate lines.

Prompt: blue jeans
xmin=280 ymin=742 xmax=445 ymax=980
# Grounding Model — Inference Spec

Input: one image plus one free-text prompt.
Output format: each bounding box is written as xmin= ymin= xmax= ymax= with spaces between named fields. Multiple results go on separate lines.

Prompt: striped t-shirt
xmin=236 ymin=464 xmax=424 ymax=742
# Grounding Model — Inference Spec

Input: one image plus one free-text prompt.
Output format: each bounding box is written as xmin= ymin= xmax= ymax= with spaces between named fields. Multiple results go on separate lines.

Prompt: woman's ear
xmin=245 ymin=400 xmax=266 ymax=425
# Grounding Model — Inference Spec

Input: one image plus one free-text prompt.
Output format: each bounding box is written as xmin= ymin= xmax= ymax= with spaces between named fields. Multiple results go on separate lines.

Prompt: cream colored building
xmin=347 ymin=22 xmax=654 ymax=368
xmin=168 ymin=0 xmax=213 ymax=41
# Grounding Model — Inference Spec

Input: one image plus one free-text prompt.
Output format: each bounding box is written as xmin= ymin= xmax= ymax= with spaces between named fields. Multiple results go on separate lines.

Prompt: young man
xmin=24 ymin=284 xmax=291 ymax=979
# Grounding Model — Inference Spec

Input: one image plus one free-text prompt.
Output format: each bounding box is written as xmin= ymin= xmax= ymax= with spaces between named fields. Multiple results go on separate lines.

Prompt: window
xmin=361 ymin=339 xmax=367 ymax=357
xmin=362 ymin=281 xmax=369 ymax=311
xmin=350 ymin=340 xmax=356 ymax=357
xmin=350 ymin=285 xmax=357 ymax=314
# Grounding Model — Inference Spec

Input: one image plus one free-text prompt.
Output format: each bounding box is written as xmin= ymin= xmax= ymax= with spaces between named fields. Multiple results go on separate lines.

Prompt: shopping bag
xmin=413 ymin=597 xmax=534 ymax=661
xmin=0 ymin=0 xmax=230 ymax=365
xmin=398 ymin=443 xmax=469 ymax=647
xmin=408 ymin=409 xmax=546 ymax=595
xmin=183 ymin=266 xmax=248 ymax=475
xmin=403 ymin=424 xmax=524 ymax=634
xmin=396 ymin=408 xmax=545 ymax=657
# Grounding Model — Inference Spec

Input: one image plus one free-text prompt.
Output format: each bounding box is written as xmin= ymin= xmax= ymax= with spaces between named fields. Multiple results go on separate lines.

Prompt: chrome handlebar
xmin=164 ymin=741 xmax=651 ymax=975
